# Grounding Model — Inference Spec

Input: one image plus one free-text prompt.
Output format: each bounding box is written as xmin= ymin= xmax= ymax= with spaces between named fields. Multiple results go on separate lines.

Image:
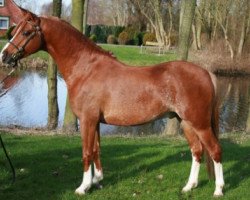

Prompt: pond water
xmin=0 ymin=69 xmax=249 ymax=134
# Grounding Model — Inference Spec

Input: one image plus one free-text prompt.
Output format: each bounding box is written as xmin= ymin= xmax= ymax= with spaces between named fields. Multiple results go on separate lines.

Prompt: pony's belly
xmin=102 ymin=106 xmax=169 ymax=126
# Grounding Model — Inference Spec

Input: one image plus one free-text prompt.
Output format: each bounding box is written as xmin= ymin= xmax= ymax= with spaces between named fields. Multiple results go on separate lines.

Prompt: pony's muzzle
xmin=1 ymin=51 xmax=17 ymax=67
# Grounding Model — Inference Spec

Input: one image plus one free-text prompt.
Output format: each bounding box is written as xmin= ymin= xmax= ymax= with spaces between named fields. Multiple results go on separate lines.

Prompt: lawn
xmin=100 ymin=44 xmax=176 ymax=66
xmin=0 ymin=133 xmax=249 ymax=200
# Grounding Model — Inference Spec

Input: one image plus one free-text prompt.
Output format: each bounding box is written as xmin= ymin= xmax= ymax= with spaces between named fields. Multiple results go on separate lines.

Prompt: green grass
xmin=100 ymin=44 xmax=176 ymax=66
xmin=0 ymin=40 xmax=176 ymax=66
xmin=0 ymin=133 xmax=249 ymax=200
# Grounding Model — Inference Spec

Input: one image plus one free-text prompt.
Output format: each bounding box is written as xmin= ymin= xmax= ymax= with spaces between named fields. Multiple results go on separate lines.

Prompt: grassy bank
xmin=100 ymin=44 xmax=176 ymax=66
xmin=0 ymin=133 xmax=249 ymax=200
xmin=190 ymin=50 xmax=250 ymax=76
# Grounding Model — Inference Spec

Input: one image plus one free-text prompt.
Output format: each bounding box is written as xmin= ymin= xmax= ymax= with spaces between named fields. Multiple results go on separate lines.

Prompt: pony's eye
xmin=23 ymin=31 xmax=31 ymax=36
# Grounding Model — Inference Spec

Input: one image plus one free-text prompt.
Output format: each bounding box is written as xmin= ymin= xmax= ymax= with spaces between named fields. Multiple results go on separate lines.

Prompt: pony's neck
xmin=40 ymin=16 xmax=112 ymax=82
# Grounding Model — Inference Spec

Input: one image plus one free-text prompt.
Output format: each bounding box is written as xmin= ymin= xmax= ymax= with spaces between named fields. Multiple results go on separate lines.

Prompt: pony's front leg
xmin=92 ymin=126 xmax=103 ymax=186
xmin=75 ymin=117 xmax=99 ymax=195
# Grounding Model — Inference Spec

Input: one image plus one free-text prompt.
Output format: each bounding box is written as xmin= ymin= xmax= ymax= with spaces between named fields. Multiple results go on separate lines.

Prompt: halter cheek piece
xmin=8 ymin=20 xmax=43 ymax=65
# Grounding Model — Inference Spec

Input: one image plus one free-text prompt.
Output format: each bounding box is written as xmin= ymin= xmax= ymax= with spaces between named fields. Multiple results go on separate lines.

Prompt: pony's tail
xmin=205 ymin=72 xmax=219 ymax=179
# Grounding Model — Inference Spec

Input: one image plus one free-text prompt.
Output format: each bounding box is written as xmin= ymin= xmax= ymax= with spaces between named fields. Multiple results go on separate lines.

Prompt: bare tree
xmin=196 ymin=0 xmax=250 ymax=59
xmin=132 ymin=0 xmax=173 ymax=48
xmin=88 ymin=0 xmax=113 ymax=25
xmin=213 ymin=0 xmax=234 ymax=59
xmin=109 ymin=0 xmax=129 ymax=26
xmin=40 ymin=2 xmax=71 ymax=21
xmin=236 ymin=0 xmax=250 ymax=58
xmin=192 ymin=7 xmax=202 ymax=50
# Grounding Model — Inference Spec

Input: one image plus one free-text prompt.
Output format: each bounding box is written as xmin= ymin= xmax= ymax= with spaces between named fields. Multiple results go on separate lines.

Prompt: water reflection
xmin=218 ymin=77 xmax=250 ymax=133
xmin=0 ymin=69 xmax=249 ymax=134
xmin=0 ymin=70 xmax=67 ymax=127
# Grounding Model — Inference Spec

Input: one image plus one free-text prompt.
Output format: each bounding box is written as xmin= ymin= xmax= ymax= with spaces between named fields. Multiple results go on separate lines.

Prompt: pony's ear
xmin=19 ymin=8 xmax=38 ymax=21
xmin=9 ymin=0 xmax=38 ymax=22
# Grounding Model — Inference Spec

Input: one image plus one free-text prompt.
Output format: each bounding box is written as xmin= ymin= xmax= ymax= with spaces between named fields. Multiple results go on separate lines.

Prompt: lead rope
xmin=0 ymin=67 xmax=17 ymax=185
xmin=0 ymin=134 xmax=15 ymax=184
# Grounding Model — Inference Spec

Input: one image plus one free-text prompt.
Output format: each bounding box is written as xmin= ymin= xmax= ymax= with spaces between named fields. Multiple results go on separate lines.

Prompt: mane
xmin=41 ymin=16 xmax=116 ymax=59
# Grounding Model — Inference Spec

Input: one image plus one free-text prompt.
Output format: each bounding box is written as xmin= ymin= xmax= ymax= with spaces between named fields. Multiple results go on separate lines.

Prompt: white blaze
xmin=0 ymin=42 xmax=11 ymax=61
xmin=0 ymin=25 xmax=22 ymax=61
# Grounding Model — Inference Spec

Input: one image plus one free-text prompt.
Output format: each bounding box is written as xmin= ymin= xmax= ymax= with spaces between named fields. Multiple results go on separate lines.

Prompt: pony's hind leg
xmin=181 ymin=121 xmax=203 ymax=192
xmin=195 ymin=127 xmax=224 ymax=197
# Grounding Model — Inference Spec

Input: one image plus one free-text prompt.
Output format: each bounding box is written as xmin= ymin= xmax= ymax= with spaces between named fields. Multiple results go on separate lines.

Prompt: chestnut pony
xmin=1 ymin=9 xmax=224 ymax=197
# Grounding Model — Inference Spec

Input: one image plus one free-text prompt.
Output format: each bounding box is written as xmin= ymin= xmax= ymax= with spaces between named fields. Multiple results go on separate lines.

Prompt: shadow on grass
xmin=0 ymin=136 xmax=249 ymax=199
xmin=220 ymin=139 xmax=250 ymax=192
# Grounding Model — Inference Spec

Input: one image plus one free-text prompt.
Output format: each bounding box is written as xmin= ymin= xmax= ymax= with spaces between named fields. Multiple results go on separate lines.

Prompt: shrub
xmin=118 ymin=31 xmax=130 ymax=45
xmin=85 ymin=25 xmax=91 ymax=37
xmin=89 ymin=34 xmax=97 ymax=42
xmin=91 ymin=26 xmax=106 ymax=43
xmin=143 ymin=32 xmax=157 ymax=45
xmin=107 ymin=35 xmax=117 ymax=44
xmin=133 ymin=35 xmax=140 ymax=46
xmin=136 ymin=32 xmax=145 ymax=46
xmin=86 ymin=25 xmax=125 ymax=43
xmin=132 ymin=32 xmax=145 ymax=46
xmin=123 ymin=26 xmax=141 ymax=45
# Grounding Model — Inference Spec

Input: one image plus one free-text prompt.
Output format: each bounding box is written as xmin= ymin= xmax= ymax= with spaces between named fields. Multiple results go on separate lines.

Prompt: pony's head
xmin=1 ymin=9 xmax=43 ymax=67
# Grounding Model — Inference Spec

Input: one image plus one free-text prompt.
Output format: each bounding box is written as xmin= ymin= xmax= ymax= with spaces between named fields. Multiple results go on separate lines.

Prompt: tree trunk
xmin=247 ymin=111 xmax=250 ymax=133
xmin=71 ymin=0 xmax=84 ymax=31
xmin=196 ymin=18 xmax=202 ymax=49
xmin=192 ymin=23 xmax=198 ymax=50
xmin=167 ymin=1 xmax=173 ymax=49
xmin=63 ymin=96 xmax=78 ymax=132
xmin=179 ymin=0 xmax=185 ymax=31
xmin=216 ymin=12 xmax=234 ymax=59
xmin=162 ymin=118 xmax=181 ymax=136
xmin=193 ymin=7 xmax=202 ymax=50
xmin=153 ymin=0 xmax=168 ymax=46
xmin=47 ymin=56 xmax=59 ymax=130
xmin=247 ymin=86 xmax=250 ymax=133
xmin=177 ymin=0 xmax=196 ymax=60
xmin=83 ymin=0 xmax=89 ymax=34
xmin=225 ymin=35 xmax=234 ymax=60
xmin=63 ymin=0 xmax=84 ymax=132
xmin=47 ymin=0 xmax=62 ymax=130
xmin=237 ymin=13 xmax=247 ymax=58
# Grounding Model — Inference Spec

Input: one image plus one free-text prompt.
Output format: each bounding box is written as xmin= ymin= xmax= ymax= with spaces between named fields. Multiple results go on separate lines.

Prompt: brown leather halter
xmin=8 ymin=20 xmax=43 ymax=66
